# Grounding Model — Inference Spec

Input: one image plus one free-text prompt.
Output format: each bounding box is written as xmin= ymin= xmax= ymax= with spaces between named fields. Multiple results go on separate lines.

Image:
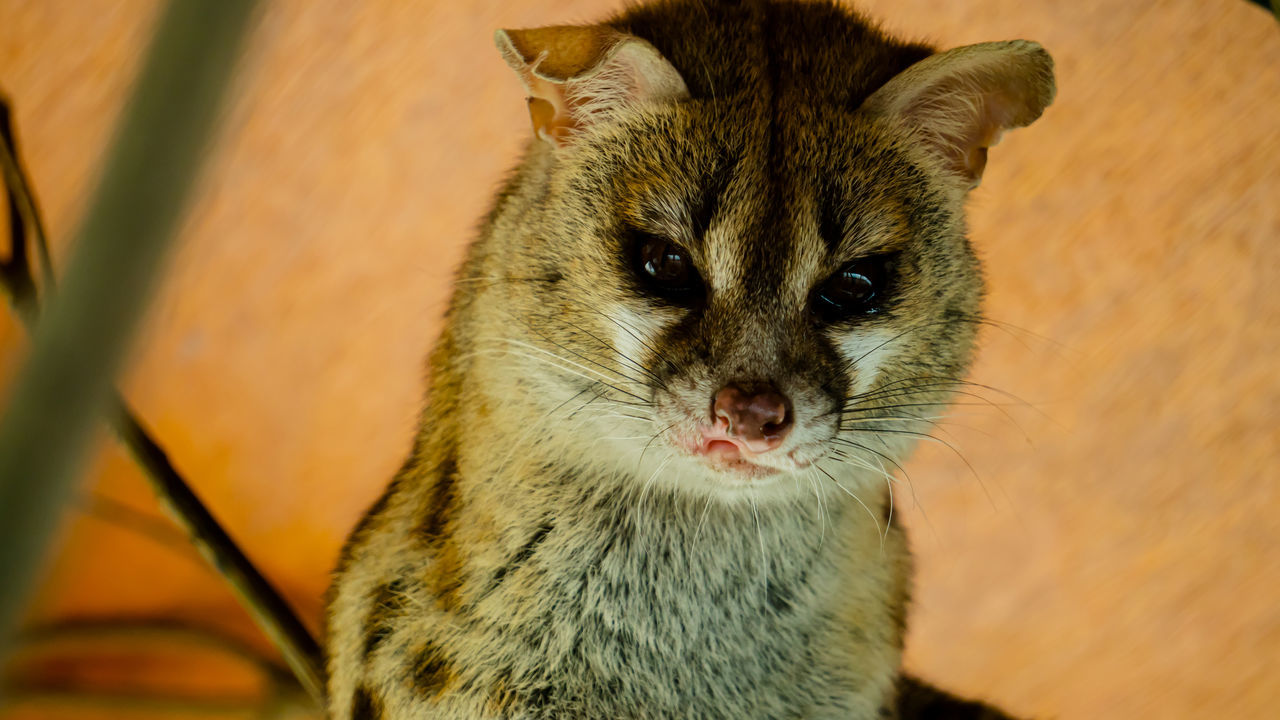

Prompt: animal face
xmin=480 ymin=102 xmax=979 ymax=502
xmin=465 ymin=19 xmax=1053 ymax=504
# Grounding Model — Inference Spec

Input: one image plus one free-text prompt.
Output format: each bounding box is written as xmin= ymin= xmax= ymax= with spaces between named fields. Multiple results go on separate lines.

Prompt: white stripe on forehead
xmin=701 ymin=219 xmax=748 ymax=298
xmin=782 ymin=194 xmax=831 ymax=309
xmin=699 ymin=200 xmax=822 ymax=304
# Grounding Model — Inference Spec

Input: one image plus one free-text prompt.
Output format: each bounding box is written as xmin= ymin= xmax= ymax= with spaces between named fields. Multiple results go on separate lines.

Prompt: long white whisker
xmin=804 ymin=472 xmax=828 ymax=548
xmin=693 ymin=494 xmax=715 ymax=544
xmin=870 ymin=454 xmax=894 ymax=535
xmin=459 ymin=347 xmax=649 ymax=407
xmin=500 ymin=339 xmax=649 ymax=399
xmin=457 ymin=348 xmax=607 ymax=390
xmin=826 ymin=446 xmax=898 ymax=488
xmin=748 ymin=492 xmax=768 ymax=605
xmin=491 ymin=392 xmax=598 ymax=478
xmin=638 ymin=455 xmax=674 ymax=506
xmin=816 ymin=463 xmax=884 ymax=549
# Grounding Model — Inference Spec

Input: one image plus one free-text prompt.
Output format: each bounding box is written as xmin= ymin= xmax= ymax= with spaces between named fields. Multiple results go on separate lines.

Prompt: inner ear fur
xmin=495 ymin=25 xmax=690 ymax=147
xmin=861 ymin=40 xmax=1056 ymax=190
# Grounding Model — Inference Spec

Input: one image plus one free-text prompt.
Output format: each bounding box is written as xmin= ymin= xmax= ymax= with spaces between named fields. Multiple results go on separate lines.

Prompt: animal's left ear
xmin=861 ymin=40 xmax=1056 ymax=191
xmin=495 ymin=25 xmax=690 ymax=147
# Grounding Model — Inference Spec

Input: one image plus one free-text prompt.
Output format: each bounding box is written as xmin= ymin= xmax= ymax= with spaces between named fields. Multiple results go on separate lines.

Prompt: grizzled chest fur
xmin=355 ymin=457 xmax=899 ymax=720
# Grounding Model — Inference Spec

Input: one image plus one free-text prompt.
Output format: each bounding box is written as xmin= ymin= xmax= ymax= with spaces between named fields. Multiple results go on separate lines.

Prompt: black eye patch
xmin=813 ymin=253 xmax=898 ymax=322
xmin=630 ymin=232 xmax=705 ymax=306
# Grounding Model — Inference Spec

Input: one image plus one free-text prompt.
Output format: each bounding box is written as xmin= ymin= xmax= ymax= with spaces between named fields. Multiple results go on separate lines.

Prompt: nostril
xmin=711 ymin=381 xmax=794 ymax=449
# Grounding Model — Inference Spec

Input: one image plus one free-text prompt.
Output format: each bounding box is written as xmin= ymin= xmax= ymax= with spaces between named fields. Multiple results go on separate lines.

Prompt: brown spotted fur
xmin=325 ymin=1 xmax=1054 ymax=718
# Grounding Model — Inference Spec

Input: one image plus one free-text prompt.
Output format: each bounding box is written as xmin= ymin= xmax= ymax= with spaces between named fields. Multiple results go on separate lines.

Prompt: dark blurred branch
xmin=15 ymin=617 xmax=298 ymax=689
xmin=0 ymin=0 xmax=324 ymax=708
xmin=111 ymin=401 xmax=326 ymax=705
xmin=2 ymin=688 xmax=265 ymax=717
xmin=7 ymin=619 xmax=318 ymax=715
xmin=0 ymin=103 xmax=43 ymax=326
xmin=83 ymin=492 xmax=203 ymax=558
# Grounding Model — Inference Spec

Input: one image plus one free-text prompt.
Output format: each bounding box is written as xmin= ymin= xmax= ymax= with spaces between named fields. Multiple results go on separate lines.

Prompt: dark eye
xmin=632 ymin=233 xmax=703 ymax=304
xmin=814 ymin=254 xmax=896 ymax=322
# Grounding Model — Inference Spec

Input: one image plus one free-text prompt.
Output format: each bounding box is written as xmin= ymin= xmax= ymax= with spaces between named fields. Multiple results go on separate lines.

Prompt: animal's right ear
xmin=495 ymin=25 xmax=690 ymax=147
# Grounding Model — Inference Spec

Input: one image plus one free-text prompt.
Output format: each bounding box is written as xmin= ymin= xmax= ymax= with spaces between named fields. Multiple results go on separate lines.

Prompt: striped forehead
xmin=619 ymin=111 xmax=904 ymax=311
xmin=695 ymin=157 xmax=829 ymax=312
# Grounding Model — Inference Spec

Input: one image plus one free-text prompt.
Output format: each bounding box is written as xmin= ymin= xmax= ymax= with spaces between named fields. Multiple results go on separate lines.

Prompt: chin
xmin=640 ymin=449 xmax=813 ymax=506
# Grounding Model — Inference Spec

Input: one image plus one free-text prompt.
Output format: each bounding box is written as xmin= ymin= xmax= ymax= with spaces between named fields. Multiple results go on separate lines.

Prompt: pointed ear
xmin=495 ymin=25 xmax=690 ymax=147
xmin=861 ymin=40 xmax=1056 ymax=190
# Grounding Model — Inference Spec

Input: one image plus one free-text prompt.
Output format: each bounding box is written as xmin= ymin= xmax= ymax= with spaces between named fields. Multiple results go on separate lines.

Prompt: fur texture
xmin=325 ymin=1 xmax=1054 ymax=718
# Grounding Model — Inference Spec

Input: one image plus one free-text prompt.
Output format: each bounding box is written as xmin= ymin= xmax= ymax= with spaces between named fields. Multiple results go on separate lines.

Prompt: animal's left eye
xmin=814 ymin=254 xmax=896 ymax=322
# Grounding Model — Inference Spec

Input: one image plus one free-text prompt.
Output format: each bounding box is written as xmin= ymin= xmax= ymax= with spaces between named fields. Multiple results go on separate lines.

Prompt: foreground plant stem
xmin=0 ymin=13 xmax=325 ymax=706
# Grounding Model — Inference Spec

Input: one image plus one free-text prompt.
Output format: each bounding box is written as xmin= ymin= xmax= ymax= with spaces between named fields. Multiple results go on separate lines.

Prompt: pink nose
xmin=711 ymin=383 xmax=792 ymax=453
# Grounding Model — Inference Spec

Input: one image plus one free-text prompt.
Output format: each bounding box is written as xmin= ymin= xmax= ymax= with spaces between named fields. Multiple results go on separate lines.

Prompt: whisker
xmin=841 ymin=313 xmax=1066 ymax=378
xmin=748 ymin=492 xmax=769 ymax=604
xmin=806 ymin=473 xmax=828 ymax=548
xmin=490 ymin=391 xmax=605 ymax=478
xmin=815 ymin=464 xmax=884 ymax=547
xmin=841 ymin=319 xmax=955 ymax=371
xmin=566 ymin=393 xmax=603 ymax=420
xmin=559 ymin=299 xmax=680 ymax=376
xmin=495 ymin=340 xmax=651 ymax=403
xmin=491 ymin=303 xmax=656 ymax=390
xmin=827 ymin=446 xmax=899 ymax=490
xmin=639 ymin=455 xmax=674 ymax=506
xmin=843 ymin=384 xmax=1033 ymax=438
xmin=558 ymin=317 xmax=666 ymax=386
xmin=847 ymin=375 xmax=1044 ymax=420
xmin=693 ymin=493 xmax=715 ymax=544
xmin=460 ymin=347 xmax=653 ymax=412
xmin=454 ymin=274 xmax=555 ymax=286
xmin=638 ymin=420 xmax=680 ymax=469
xmin=837 ymin=428 xmax=995 ymax=511
xmin=456 ymin=348 xmax=609 ymax=390
xmin=826 ymin=440 xmax=923 ymax=520
xmin=881 ymin=458 xmax=894 ymax=535
xmin=951 ymin=311 xmax=1070 ymax=355
xmin=511 ymin=328 xmax=654 ymax=393
xmin=838 ymin=426 xmax=975 ymax=472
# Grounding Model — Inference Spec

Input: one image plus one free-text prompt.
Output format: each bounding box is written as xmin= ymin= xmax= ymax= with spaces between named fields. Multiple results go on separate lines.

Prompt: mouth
xmin=659 ymin=398 xmax=819 ymax=481
xmin=683 ymin=427 xmax=829 ymax=479
xmin=699 ymin=438 xmax=782 ymax=478
xmin=675 ymin=422 xmax=793 ymax=479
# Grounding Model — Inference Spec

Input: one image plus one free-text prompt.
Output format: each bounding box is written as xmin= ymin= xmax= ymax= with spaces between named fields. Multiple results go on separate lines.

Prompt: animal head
xmin=463 ymin=1 xmax=1054 ymax=504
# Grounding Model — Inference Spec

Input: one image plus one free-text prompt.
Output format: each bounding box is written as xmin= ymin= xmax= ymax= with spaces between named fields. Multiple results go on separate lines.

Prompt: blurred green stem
xmin=0 ymin=0 xmax=324 ymax=707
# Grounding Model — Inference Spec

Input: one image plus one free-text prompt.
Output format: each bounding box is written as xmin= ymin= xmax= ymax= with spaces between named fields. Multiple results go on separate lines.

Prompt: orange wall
xmin=1 ymin=1 xmax=1277 ymax=718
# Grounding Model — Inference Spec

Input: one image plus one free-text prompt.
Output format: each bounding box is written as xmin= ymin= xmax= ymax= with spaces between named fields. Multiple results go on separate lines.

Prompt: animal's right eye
xmin=631 ymin=233 xmax=704 ymax=305
xmin=813 ymin=253 xmax=896 ymax=323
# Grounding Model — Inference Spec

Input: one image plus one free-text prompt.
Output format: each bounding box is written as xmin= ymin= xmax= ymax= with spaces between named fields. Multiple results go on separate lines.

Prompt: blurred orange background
xmin=1 ymin=1 xmax=1277 ymax=718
